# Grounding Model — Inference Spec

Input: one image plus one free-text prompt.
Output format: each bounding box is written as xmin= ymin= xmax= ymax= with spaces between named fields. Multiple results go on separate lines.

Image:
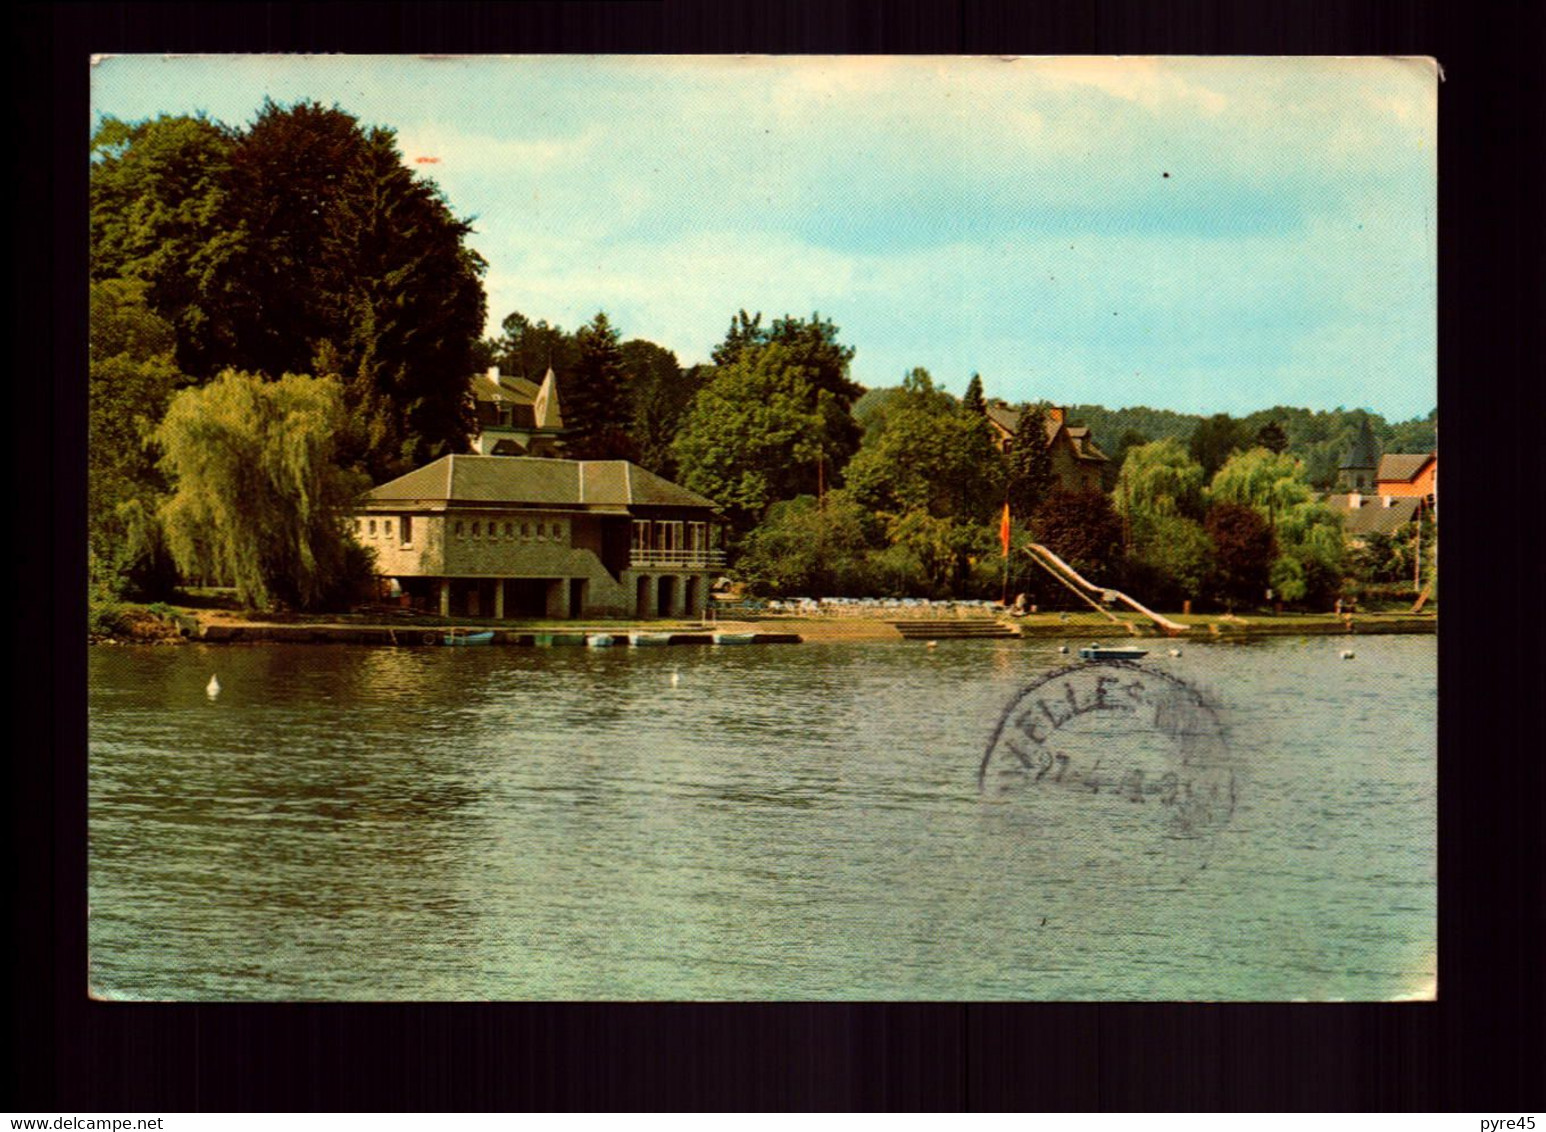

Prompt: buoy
xmin=206 ymin=674 xmax=221 ymax=699
xmin=1340 ymin=650 xmax=1356 ymax=660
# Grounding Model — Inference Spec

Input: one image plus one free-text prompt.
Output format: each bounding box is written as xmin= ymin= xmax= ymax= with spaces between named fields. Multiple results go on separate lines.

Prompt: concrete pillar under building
xmin=493 ymin=580 xmax=505 ymax=620
xmin=438 ymin=578 xmax=451 ymax=618
xmin=546 ymin=578 xmax=569 ymax=620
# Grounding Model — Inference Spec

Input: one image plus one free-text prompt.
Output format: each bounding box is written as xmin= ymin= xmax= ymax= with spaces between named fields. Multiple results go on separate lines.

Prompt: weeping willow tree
xmin=155 ymin=370 xmax=373 ymax=610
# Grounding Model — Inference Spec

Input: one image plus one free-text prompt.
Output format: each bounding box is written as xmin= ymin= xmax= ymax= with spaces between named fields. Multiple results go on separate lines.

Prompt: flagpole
xmin=1000 ymin=501 xmax=1011 ymax=607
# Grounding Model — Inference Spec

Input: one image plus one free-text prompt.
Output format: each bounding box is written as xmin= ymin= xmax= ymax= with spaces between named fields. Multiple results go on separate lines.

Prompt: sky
xmin=91 ymin=55 xmax=1437 ymax=420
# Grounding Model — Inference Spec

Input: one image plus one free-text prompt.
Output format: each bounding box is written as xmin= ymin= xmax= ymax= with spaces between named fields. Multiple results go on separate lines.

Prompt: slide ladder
xmin=1023 ymin=543 xmax=1190 ymax=636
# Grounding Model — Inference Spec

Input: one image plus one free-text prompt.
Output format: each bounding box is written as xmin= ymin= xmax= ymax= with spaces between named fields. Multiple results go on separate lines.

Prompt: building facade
xmin=468 ymin=366 xmax=566 ymax=457
xmin=353 ymin=455 xmax=725 ymax=619
xmin=984 ymin=401 xmax=1109 ymax=492
xmin=1376 ymin=452 xmax=1437 ymax=501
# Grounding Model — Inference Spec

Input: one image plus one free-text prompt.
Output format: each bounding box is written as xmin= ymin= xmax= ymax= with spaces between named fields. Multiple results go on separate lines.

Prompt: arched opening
xmin=635 ymin=574 xmax=652 ymax=618
xmin=683 ymin=576 xmax=701 ymax=619
xmin=656 ymin=575 xmax=677 ymax=619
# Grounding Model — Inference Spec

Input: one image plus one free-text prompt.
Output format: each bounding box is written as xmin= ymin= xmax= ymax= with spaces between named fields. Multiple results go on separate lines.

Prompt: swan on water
xmin=1340 ymin=650 xmax=1356 ymax=660
xmin=206 ymin=674 xmax=221 ymax=699
xmin=670 ymin=669 xmax=681 ymax=688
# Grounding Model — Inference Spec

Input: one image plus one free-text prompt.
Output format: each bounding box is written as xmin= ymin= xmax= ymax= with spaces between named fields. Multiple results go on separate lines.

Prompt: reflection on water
xmin=88 ymin=635 xmax=1436 ymax=1000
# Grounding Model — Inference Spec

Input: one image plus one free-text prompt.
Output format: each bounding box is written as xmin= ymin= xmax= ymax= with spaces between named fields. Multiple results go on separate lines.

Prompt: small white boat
xmin=629 ymin=631 xmax=674 ymax=647
xmin=1078 ymin=644 xmax=1148 ymax=661
xmin=712 ymin=631 xmax=757 ymax=645
xmin=586 ymin=633 xmax=618 ymax=648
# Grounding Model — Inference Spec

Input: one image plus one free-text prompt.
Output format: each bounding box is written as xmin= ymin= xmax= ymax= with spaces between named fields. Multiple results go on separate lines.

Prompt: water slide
xmin=1023 ymin=542 xmax=1190 ymax=635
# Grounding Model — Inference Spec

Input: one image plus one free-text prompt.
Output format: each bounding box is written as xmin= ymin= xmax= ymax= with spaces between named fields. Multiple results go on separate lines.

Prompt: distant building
xmin=1323 ymin=490 xmax=1423 ymax=542
xmin=1376 ymin=452 xmax=1437 ymax=502
xmin=468 ymin=366 xmax=566 ymax=457
xmin=352 ymin=455 xmax=725 ymax=619
xmin=1336 ymin=418 xmax=1380 ymax=492
xmin=1327 ymin=419 xmax=1436 ymax=542
xmin=983 ymin=400 xmax=1109 ymax=492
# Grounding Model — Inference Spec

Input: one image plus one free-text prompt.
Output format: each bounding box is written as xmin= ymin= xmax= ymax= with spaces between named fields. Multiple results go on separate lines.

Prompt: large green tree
xmin=90 ymin=114 xmax=234 ymax=378
xmin=92 ymin=100 xmax=488 ymax=481
xmin=493 ymin=311 xmax=581 ymax=380
xmin=1189 ymin=413 xmax=1248 ymax=478
xmin=620 ymin=339 xmax=707 ymax=478
xmin=154 ymin=370 xmax=373 ymax=611
xmin=672 ymin=343 xmax=827 ymax=529
xmin=88 ymin=279 xmax=186 ymax=597
xmin=1005 ymin=403 xmax=1055 ymax=522
xmin=565 ymin=312 xmax=635 ymax=460
xmin=735 ymin=491 xmax=879 ymax=597
xmin=845 ymin=369 xmax=1003 ymax=524
xmin=1032 ymin=488 xmax=1124 ymax=586
xmin=1115 ymin=438 xmax=1207 ymax=524
xmin=1205 ymin=502 xmax=1276 ymax=609
xmin=710 ymin=310 xmax=863 ymax=483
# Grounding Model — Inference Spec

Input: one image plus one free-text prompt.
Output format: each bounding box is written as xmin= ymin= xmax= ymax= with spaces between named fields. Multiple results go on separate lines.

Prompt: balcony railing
xmin=630 ymin=548 xmax=726 ymax=568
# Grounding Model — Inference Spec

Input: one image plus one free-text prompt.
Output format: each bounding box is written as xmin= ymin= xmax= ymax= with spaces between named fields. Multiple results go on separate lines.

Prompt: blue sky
xmin=91 ymin=55 xmax=1437 ymax=419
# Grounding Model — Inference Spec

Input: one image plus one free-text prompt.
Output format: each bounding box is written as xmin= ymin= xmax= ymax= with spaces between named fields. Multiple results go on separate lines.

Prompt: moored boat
xmin=1078 ymin=644 xmax=1148 ymax=661
xmin=629 ymin=631 xmax=674 ymax=647
xmin=443 ymin=628 xmax=496 ymax=646
xmin=586 ymin=633 xmax=618 ymax=648
xmin=712 ymin=631 xmax=757 ymax=645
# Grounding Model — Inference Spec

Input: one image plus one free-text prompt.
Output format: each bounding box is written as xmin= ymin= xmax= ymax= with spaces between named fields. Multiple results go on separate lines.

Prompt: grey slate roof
xmin=364 ymin=455 xmax=721 ymax=512
xmin=1324 ymin=492 xmax=1421 ymax=536
xmin=1377 ymin=453 xmax=1434 ymax=483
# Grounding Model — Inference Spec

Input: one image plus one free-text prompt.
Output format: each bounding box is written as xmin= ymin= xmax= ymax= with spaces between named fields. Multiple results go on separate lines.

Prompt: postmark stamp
xmin=980 ymin=661 xmax=1236 ymax=839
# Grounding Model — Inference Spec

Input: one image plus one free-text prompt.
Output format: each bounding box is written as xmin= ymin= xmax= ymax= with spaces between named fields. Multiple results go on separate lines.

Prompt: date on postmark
xmin=980 ymin=661 xmax=1236 ymax=839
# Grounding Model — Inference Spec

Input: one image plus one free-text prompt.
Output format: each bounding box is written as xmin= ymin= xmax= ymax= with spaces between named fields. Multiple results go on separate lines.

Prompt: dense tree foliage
xmin=88 ymin=279 xmax=186 ymax=598
xmin=1114 ymin=438 xmax=1207 ymax=524
xmin=1005 ymin=404 xmax=1055 ymax=522
xmin=563 ymin=312 xmax=635 ymax=460
xmin=672 ymin=344 xmax=827 ymax=529
xmin=1205 ymin=502 xmax=1276 ymax=609
xmin=1255 ymin=419 xmax=1289 ymax=454
xmin=709 ymin=310 xmax=863 ymax=483
xmin=845 ymin=369 xmax=1002 ymax=524
xmin=1208 ymin=447 xmax=1314 ymax=521
xmin=1033 ymin=488 xmax=1124 ymax=585
xmin=735 ymin=492 xmax=879 ymax=597
xmin=92 ymin=100 xmax=488 ymax=481
xmin=492 ymin=311 xmax=581 ymax=381
xmin=620 ymin=341 xmax=708 ymax=478
xmin=961 ymin=373 xmax=987 ymax=416
xmin=1189 ymin=413 xmax=1249 ymax=479
xmin=90 ymin=114 xmax=234 ymax=378
xmin=154 ymin=371 xmax=374 ymax=611
xmin=1124 ymin=514 xmax=1214 ymax=608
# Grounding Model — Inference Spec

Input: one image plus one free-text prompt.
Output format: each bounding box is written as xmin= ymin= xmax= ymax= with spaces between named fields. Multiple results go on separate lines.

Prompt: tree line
xmin=90 ymin=97 xmax=1436 ymax=616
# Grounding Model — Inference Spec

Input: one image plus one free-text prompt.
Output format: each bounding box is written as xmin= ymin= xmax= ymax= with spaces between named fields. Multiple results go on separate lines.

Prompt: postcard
xmin=87 ymin=55 xmax=1436 ymax=1000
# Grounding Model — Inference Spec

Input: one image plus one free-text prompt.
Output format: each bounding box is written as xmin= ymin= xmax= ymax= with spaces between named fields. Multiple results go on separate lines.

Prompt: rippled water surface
xmin=88 ymin=635 xmax=1435 ymax=1000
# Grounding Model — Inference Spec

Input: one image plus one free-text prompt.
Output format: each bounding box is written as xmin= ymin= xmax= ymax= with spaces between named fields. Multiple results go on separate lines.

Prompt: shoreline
xmin=93 ymin=606 xmax=1437 ymax=646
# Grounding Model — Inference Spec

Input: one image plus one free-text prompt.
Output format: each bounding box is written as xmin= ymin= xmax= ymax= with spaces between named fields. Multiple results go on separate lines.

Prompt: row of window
xmin=353 ymin=515 xmax=563 ymax=546
xmin=455 ymin=518 xmax=564 ymax=542
xmin=356 ymin=516 xmax=412 ymax=546
xmin=631 ymin=519 xmax=712 ymax=552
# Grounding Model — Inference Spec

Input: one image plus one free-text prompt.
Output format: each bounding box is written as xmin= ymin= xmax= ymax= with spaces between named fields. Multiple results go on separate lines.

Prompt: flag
xmin=999 ymin=502 xmax=1011 ymax=558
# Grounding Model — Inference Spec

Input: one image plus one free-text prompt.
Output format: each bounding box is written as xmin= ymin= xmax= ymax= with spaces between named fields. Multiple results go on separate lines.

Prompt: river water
xmin=88 ymin=634 xmax=1435 ymax=1000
